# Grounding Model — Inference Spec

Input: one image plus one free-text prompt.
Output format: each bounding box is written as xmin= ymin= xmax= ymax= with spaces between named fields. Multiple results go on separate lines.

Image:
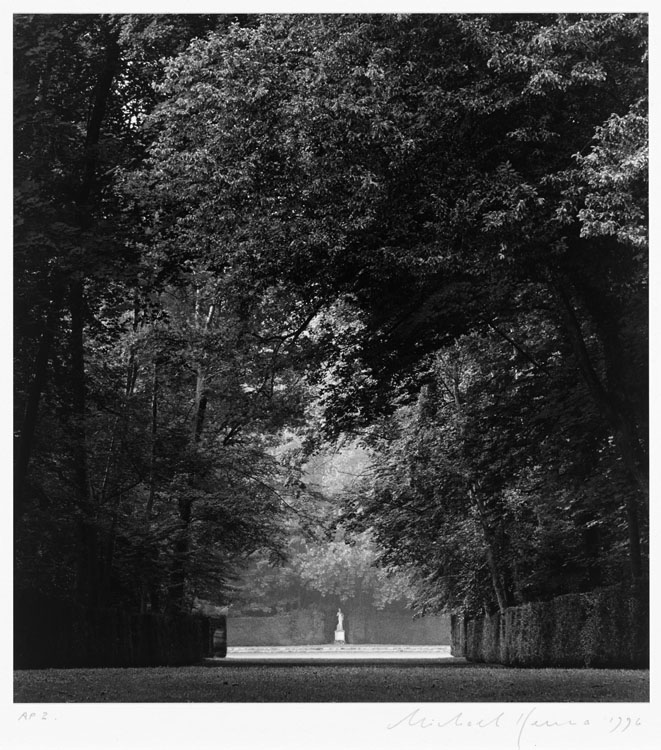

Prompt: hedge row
xmin=229 ymin=606 xmax=452 ymax=646
xmin=229 ymin=607 xmax=327 ymax=647
xmin=15 ymin=590 xmax=220 ymax=669
xmin=451 ymin=584 xmax=648 ymax=668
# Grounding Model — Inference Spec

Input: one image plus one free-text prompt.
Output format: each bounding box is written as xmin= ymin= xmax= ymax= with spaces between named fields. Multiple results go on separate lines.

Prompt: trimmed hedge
xmin=14 ymin=590 xmax=217 ymax=669
xmin=450 ymin=613 xmax=466 ymax=656
xmin=228 ymin=607 xmax=327 ymax=646
xmin=451 ymin=584 xmax=648 ymax=668
xmin=229 ymin=606 xmax=451 ymax=646
xmin=359 ymin=611 xmax=450 ymax=645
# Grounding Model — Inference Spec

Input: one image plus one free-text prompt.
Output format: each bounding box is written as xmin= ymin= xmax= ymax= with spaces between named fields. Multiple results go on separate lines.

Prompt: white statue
xmin=336 ymin=609 xmax=344 ymax=631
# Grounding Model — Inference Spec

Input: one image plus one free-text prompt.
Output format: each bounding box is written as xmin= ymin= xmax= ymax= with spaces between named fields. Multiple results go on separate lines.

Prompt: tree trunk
xmin=70 ymin=279 xmax=100 ymax=606
xmin=146 ymin=361 xmax=159 ymax=518
xmin=168 ymin=302 xmax=214 ymax=612
xmin=625 ymin=497 xmax=643 ymax=581
xmin=78 ymin=33 xmax=120 ymax=203
xmin=169 ymin=496 xmax=193 ymax=613
xmin=99 ymin=297 xmax=142 ymax=603
xmin=13 ymin=23 xmax=118 ymax=521
xmin=552 ymin=279 xmax=646 ymax=580
xmin=193 ymin=365 xmax=208 ymax=445
xmin=449 ymin=366 xmax=512 ymax=613
xmin=70 ymin=29 xmax=120 ymax=607
xmin=471 ymin=488 xmax=511 ymax=613
xmin=169 ymin=367 xmax=207 ymax=612
xmin=14 ymin=284 xmax=64 ymax=522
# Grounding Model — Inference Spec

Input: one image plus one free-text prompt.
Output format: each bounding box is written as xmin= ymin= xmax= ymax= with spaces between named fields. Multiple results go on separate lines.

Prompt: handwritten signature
xmin=387 ymin=707 xmax=642 ymax=749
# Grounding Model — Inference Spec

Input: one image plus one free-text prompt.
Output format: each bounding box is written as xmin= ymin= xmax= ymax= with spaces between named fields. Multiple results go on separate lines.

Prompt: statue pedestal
xmin=334 ymin=629 xmax=345 ymax=644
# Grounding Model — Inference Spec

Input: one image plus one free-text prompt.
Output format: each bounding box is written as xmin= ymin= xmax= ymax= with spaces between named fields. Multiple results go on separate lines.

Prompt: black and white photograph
xmin=7 ymin=3 xmax=655 ymax=748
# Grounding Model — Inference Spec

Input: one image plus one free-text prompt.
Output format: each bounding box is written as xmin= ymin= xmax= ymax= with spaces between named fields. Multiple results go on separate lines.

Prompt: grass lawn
xmin=14 ymin=661 xmax=649 ymax=703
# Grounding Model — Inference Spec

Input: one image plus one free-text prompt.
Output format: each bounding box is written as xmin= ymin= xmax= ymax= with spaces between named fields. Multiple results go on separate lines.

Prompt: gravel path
xmin=223 ymin=644 xmax=453 ymax=660
xmin=14 ymin=661 xmax=648 ymax=703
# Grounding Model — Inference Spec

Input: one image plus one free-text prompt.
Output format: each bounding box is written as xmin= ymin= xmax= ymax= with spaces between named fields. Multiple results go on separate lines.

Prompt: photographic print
xmin=10 ymin=6 xmax=652 ymax=748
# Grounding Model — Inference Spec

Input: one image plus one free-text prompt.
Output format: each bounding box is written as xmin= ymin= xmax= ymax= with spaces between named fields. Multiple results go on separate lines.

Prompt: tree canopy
xmin=15 ymin=13 xmax=647 ymax=617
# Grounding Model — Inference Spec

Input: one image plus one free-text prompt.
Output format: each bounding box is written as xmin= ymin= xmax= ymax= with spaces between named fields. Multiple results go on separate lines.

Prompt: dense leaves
xmin=14 ymin=14 xmax=314 ymax=613
xmin=15 ymin=13 xmax=647 ymax=619
xmin=344 ymin=329 xmax=636 ymax=615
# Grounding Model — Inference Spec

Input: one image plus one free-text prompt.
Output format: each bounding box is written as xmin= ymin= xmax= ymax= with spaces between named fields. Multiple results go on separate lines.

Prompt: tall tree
xmin=133 ymin=13 xmax=647 ymax=611
xmin=14 ymin=13 xmax=296 ymax=609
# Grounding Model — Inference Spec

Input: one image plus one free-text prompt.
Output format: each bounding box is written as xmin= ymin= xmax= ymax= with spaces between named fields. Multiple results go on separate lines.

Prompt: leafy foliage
xmin=15 ymin=13 xmax=647 ymax=622
xmin=344 ymin=330 xmax=634 ymax=614
xmin=14 ymin=14 xmax=316 ymax=613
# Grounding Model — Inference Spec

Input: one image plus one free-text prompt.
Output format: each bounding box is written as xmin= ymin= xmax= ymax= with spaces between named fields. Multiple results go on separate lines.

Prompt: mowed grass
xmin=14 ymin=662 xmax=649 ymax=703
